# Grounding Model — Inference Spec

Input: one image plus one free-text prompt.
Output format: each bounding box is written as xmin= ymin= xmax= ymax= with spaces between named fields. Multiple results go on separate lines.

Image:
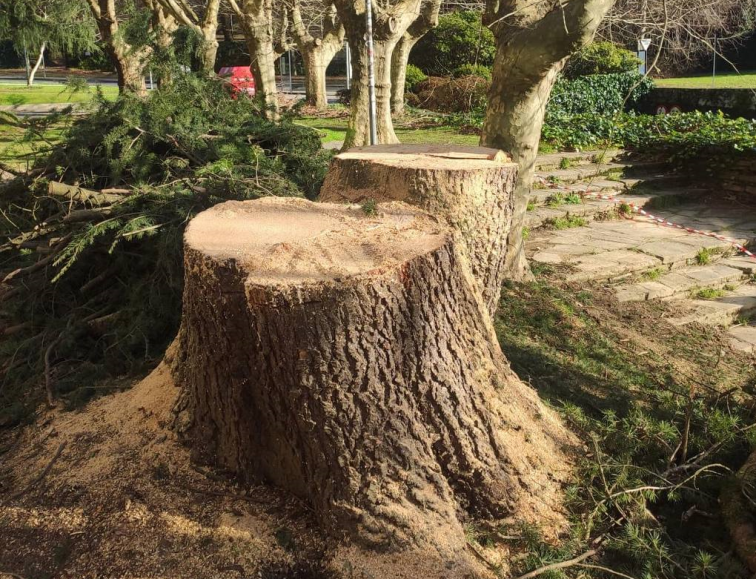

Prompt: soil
xmin=0 ymin=359 xmax=333 ymax=579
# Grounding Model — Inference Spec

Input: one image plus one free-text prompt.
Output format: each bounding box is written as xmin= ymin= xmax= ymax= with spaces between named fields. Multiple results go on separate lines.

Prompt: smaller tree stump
xmin=319 ymin=144 xmax=518 ymax=315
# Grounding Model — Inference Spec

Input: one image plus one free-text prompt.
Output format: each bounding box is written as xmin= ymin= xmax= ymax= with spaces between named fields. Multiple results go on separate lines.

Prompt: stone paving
xmin=529 ymin=153 xmax=756 ymax=353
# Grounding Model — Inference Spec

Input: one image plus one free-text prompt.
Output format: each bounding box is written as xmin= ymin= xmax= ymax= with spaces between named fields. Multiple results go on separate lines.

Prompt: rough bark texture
xmin=228 ymin=0 xmax=279 ymax=119
xmin=722 ymin=449 xmax=756 ymax=574
xmin=86 ymin=0 xmax=150 ymax=95
xmin=481 ymin=0 xmax=615 ymax=280
xmin=153 ymin=0 xmax=221 ymax=74
xmin=334 ymin=0 xmax=423 ymax=147
xmin=320 ymin=144 xmax=517 ymax=316
xmin=291 ymin=2 xmax=344 ymax=110
xmin=390 ymin=0 xmax=441 ymax=116
xmin=172 ymin=197 xmax=572 ymax=565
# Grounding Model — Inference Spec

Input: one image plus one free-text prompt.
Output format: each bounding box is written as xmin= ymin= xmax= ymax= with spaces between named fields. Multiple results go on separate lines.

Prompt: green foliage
xmin=0 ymin=0 xmax=96 ymax=59
xmin=548 ymin=73 xmax=655 ymax=118
xmin=565 ymin=41 xmax=641 ymax=78
xmin=403 ymin=64 xmax=428 ymax=92
xmin=696 ymin=248 xmax=714 ymax=265
xmin=410 ymin=11 xmax=495 ymax=76
xmin=452 ymin=64 xmax=492 ymax=80
xmin=547 ymin=215 xmax=587 ymax=229
xmin=0 ymin=74 xmax=331 ymax=424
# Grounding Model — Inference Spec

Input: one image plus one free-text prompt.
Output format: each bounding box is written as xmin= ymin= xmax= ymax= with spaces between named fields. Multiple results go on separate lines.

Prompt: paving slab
xmin=720 ymin=256 xmax=756 ymax=275
xmin=614 ymin=265 xmax=746 ymax=302
xmin=635 ymin=240 xmax=703 ymax=264
xmin=728 ymin=325 xmax=756 ymax=354
xmin=564 ymin=250 xmax=661 ymax=282
xmin=668 ymin=284 xmax=756 ymax=326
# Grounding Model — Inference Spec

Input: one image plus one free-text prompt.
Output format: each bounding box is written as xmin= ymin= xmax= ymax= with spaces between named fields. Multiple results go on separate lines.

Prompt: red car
xmin=219 ymin=66 xmax=256 ymax=98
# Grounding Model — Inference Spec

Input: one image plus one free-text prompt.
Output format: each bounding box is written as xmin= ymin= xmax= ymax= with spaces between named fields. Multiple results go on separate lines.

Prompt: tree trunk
xmin=390 ymin=36 xmax=418 ymax=116
xmin=113 ymin=50 xmax=148 ymax=95
xmin=342 ymin=36 xmax=399 ymax=148
xmin=199 ymin=31 xmax=219 ymax=74
xmin=480 ymin=0 xmax=615 ymax=280
xmin=27 ymin=43 xmax=46 ymax=87
xmin=481 ymin=64 xmax=564 ymax=280
xmin=319 ymin=144 xmax=517 ymax=316
xmin=172 ymin=196 xmax=572 ymax=567
xmin=302 ymin=46 xmax=328 ymax=110
xmin=246 ymin=22 xmax=278 ymax=120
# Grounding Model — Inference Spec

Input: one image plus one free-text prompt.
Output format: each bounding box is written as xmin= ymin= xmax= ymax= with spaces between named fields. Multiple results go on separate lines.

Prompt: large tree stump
xmin=319 ymin=144 xmax=518 ymax=315
xmin=172 ymin=197 xmax=572 ymax=564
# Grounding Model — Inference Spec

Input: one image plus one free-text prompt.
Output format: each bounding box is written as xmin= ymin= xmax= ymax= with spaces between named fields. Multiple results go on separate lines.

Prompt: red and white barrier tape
xmin=576 ymin=189 xmax=756 ymax=261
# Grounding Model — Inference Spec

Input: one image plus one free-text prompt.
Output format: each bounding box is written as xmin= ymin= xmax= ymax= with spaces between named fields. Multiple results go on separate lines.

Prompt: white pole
xmin=288 ymin=50 xmax=293 ymax=92
xmin=149 ymin=69 xmax=154 ymax=90
xmin=712 ymin=36 xmax=717 ymax=87
xmin=345 ymin=42 xmax=351 ymax=90
xmin=365 ymin=0 xmax=378 ymax=145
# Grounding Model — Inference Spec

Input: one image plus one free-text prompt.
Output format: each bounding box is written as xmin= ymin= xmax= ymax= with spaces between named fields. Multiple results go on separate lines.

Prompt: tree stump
xmin=172 ymin=197 xmax=572 ymax=563
xmin=319 ymin=144 xmax=518 ymax=315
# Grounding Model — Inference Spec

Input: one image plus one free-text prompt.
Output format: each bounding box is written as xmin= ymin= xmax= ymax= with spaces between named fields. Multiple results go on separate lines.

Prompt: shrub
xmin=547 ymin=73 xmax=655 ymax=118
xmin=452 ymin=64 xmax=492 ymax=80
xmin=415 ymin=75 xmax=490 ymax=114
xmin=564 ymin=41 xmax=641 ymax=78
xmin=410 ymin=11 xmax=495 ymax=76
xmin=0 ymin=73 xmax=331 ymax=422
xmin=404 ymin=64 xmax=428 ymax=92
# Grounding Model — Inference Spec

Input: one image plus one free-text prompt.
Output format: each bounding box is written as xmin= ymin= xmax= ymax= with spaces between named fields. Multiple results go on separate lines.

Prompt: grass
xmin=654 ymin=72 xmax=756 ymax=89
xmin=0 ymin=117 xmax=68 ymax=170
xmin=494 ymin=279 xmax=756 ymax=579
xmin=295 ymin=115 xmax=479 ymax=147
xmin=548 ymin=215 xmax=587 ymax=229
xmin=0 ymin=83 xmax=118 ymax=106
xmin=696 ymin=247 xmax=714 ymax=265
xmin=694 ymin=287 xmax=726 ymax=300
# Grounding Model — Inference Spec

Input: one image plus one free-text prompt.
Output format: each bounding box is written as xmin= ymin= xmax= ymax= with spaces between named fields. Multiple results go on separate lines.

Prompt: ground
xmin=1 ymin=150 xmax=755 ymax=579
xmin=655 ymin=72 xmax=756 ymax=89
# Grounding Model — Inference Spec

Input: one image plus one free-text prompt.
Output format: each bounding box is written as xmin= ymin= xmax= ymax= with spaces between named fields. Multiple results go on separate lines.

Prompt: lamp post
xmin=637 ymin=37 xmax=651 ymax=75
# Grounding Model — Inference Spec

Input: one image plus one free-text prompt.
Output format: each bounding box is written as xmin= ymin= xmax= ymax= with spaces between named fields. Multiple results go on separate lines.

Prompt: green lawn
xmin=0 ymin=119 xmax=67 ymax=170
xmin=296 ymin=116 xmax=480 ymax=147
xmin=0 ymin=83 xmax=119 ymax=106
xmin=654 ymin=72 xmax=756 ymax=89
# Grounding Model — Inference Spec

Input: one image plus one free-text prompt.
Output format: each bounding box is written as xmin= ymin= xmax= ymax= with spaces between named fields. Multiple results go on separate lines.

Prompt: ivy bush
xmin=409 ymin=11 xmax=495 ymax=76
xmin=541 ymin=110 xmax=756 ymax=159
xmin=564 ymin=41 xmax=641 ymax=78
xmin=547 ymin=73 xmax=655 ymax=117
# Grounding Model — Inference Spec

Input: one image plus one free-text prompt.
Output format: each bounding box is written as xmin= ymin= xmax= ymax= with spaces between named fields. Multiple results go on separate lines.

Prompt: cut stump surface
xmin=319 ymin=144 xmax=518 ymax=315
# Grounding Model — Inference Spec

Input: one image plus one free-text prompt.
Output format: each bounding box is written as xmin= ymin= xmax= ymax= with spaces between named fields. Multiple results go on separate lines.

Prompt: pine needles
xmin=0 ymin=74 xmax=332 ymax=423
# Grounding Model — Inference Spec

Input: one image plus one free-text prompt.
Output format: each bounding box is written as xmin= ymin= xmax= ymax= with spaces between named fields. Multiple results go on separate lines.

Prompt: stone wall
xmin=719 ymin=152 xmax=756 ymax=198
xmin=643 ymin=88 xmax=756 ymax=119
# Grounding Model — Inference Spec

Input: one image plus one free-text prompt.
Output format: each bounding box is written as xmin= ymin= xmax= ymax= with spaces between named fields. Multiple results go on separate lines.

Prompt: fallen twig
xmin=514 ymin=549 xmax=598 ymax=579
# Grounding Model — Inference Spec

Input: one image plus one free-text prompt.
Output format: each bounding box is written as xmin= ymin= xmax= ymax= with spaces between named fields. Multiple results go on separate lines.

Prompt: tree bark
xmin=334 ymin=0 xmax=424 ymax=148
xmin=390 ymin=36 xmax=417 ymax=116
xmin=319 ymin=144 xmax=517 ymax=316
xmin=152 ymin=0 xmax=220 ymax=75
xmin=290 ymin=2 xmax=344 ymax=111
xmin=228 ymin=0 xmax=280 ymax=119
xmin=481 ymin=0 xmax=616 ymax=280
xmin=172 ymin=196 xmax=572 ymax=565
xmin=391 ymin=0 xmax=441 ymax=116
xmin=86 ymin=0 xmax=150 ymax=95
xmin=27 ymin=43 xmax=46 ymax=87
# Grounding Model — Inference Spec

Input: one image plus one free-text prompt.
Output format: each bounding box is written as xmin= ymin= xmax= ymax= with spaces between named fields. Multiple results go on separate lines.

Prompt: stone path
xmin=527 ymin=151 xmax=756 ymax=354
